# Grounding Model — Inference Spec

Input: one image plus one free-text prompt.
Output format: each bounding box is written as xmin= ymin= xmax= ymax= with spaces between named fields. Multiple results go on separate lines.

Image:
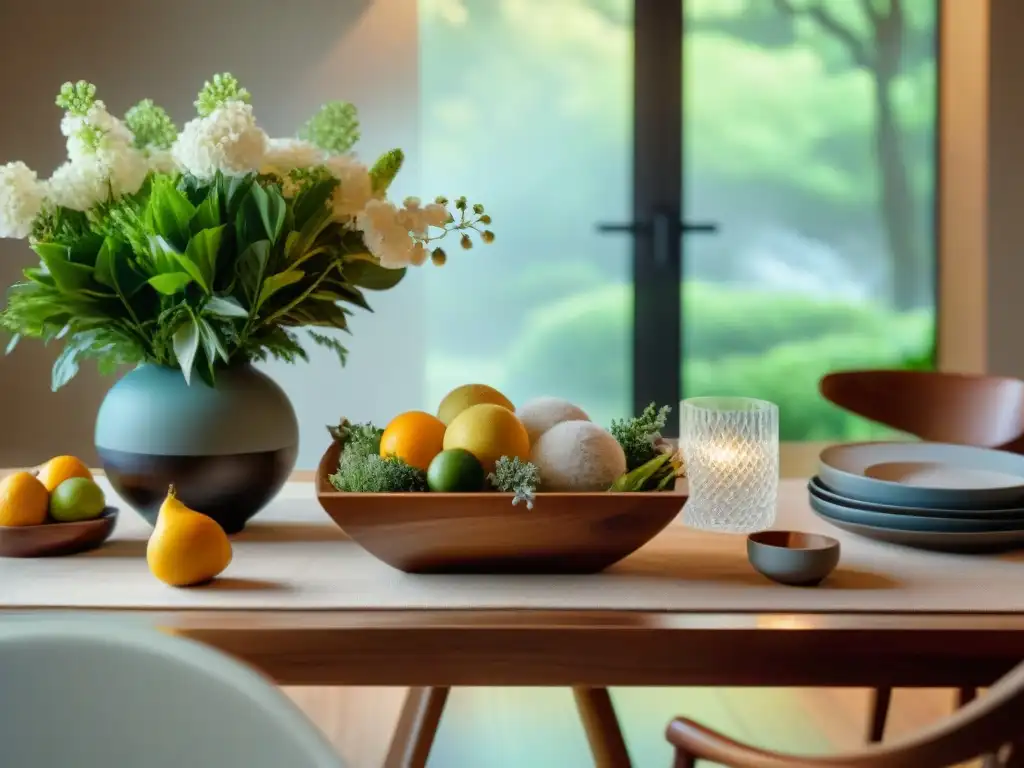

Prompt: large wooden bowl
xmin=0 ymin=508 xmax=118 ymax=558
xmin=316 ymin=441 xmax=686 ymax=574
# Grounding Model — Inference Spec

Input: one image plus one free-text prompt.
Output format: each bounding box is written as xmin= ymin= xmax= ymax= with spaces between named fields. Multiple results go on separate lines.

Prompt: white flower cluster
xmin=356 ymin=197 xmax=448 ymax=269
xmin=172 ymin=101 xmax=268 ymax=181
xmin=325 ymin=154 xmax=375 ymax=223
xmin=0 ymin=162 xmax=46 ymax=239
xmin=48 ymin=100 xmax=149 ymax=212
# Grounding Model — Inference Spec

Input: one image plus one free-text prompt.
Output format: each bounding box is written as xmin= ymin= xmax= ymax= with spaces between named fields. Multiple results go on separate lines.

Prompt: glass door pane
xmin=681 ymin=0 xmax=939 ymax=441
xmin=419 ymin=0 xmax=634 ymax=427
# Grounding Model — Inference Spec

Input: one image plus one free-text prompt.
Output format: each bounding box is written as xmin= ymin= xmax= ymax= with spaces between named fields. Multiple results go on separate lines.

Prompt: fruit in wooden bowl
xmin=0 ymin=463 xmax=118 ymax=557
xmin=316 ymin=387 xmax=687 ymax=574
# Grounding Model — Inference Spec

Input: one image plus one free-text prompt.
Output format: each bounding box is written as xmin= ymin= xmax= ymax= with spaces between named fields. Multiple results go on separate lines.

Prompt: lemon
xmin=49 ymin=478 xmax=106 ymax=523
xmin=443 ymin=403 xmax=530 ymax=473
xmin=437 ymin=384 xmax=514 ymax=426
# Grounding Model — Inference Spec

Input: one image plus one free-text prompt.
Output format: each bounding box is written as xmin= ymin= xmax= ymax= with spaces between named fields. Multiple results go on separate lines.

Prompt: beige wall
xmin=0 ymin=0 xmax=421 ymax=467
xmin=986 ymin=0 xmax=1024 ymax=379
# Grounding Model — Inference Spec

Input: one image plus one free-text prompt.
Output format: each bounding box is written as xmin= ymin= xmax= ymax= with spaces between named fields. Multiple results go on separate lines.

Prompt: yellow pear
xmin=146 ymin=486 xmax=232 ymax=587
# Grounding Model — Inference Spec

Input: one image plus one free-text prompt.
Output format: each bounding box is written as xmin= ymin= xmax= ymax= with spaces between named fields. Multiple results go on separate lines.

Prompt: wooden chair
xmin=666 ymin=656 xmax=1024 ymax=767
xmin=819 ymin=370 xmax=1024 ymax=451
xmin=820 ymin=369 xmax=1024 ymax=744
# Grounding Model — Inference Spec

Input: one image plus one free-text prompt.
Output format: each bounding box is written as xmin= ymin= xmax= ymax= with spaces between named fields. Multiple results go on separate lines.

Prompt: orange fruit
xmin=0 ymin=471 xmax=49 ymax=527
xmin=37 ymin=455 xmax=92 ymax=493
xmin=380 ymin=411 xmax=447 ymax=471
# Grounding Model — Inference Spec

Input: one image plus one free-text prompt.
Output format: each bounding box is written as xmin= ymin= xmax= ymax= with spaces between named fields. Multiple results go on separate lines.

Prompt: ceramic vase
xmin=95 ymin=363 xmax=299 ymax=533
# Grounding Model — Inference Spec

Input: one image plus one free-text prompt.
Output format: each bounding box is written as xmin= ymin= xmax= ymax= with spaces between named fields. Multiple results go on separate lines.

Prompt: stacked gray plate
xmin=810 ymin=442 xmax=1024 ymax=552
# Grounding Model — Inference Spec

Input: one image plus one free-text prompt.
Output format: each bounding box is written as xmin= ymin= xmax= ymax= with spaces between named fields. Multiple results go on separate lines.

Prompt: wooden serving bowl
xmin=0 ymin=508 xmax=119 ymax=558
xmin=316 ymin=442 xmax=686 ymax=574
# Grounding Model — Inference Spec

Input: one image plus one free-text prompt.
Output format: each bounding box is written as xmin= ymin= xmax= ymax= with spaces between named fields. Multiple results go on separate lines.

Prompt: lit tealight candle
xmin=680 ymin=397 xmax=779 ymax=534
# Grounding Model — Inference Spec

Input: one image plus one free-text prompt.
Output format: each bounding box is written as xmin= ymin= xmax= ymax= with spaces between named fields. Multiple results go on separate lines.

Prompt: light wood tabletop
xmin=1 ymin=476 xmax=1023 ymax=691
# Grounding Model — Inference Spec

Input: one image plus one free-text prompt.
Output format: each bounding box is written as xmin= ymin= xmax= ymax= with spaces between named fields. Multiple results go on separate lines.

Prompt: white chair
xmin=0 ymin=616 xmax=343 ymax=767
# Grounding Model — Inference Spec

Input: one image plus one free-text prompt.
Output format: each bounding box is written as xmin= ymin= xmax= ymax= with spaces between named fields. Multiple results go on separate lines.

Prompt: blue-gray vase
xmin=95 ymin=363 xmax=299 ymax=534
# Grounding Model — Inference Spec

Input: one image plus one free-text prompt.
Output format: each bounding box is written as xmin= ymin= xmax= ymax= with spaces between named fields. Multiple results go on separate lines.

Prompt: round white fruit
xmin=515 ymin=396 xmax=590 ymax=445
xmin=530 ymin=420 xmax=627 ymax=492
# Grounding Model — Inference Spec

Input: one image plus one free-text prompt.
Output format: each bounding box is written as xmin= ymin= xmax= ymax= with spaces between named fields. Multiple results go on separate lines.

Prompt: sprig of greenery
xmin=195 ymin=73 xmax=251 ymax=116
xmin=299 ymin=101 xmax=360 ymax=155
xmin=125 ymin=99 xmax=177 ymax=149
xmin=330 ymin=454 xmax=427 ymax=492
xmin=326 ymin=418 xmax=383 ymax=458
xmin=369 ymin=149 xmax=404 ymax=194
xmin=488 ymin=456 xmax=541 ymax=509
xmin=422 ymin=195 xmax=495 ymax=265
xmin=55 ymin=81 xmax=97 ymax=115
xmin=610 ymin=403 xmax=672 ymax=470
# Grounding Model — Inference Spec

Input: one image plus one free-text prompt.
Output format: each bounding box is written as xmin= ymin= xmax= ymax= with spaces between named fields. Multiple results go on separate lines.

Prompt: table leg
xmin=384 ymin=686 xmax=450 ymax=768
xmin=573 ymin=686 xmax=632 ymax=768
xmin=867 ymin=686 xmax=892 ymax=743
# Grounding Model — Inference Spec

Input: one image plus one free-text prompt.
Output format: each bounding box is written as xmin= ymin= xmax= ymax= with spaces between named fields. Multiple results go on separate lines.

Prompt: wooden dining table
xmin=3 ymin=474 xmax=1024 ymax=767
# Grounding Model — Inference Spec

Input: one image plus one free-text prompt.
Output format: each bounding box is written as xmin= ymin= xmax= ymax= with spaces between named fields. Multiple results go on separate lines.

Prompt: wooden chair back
xmin=819 ymin=370 xmax=1024 ymax=450
xmin=667 ymin=655 xmax=1024 ymax=766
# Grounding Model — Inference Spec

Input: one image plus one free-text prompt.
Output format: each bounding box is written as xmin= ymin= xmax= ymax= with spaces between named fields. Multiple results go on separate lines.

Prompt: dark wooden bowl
xmin=315 ymin=441 xmax=686 ymax=574
xmin=0 ymin=508 xmax=118 ymax=558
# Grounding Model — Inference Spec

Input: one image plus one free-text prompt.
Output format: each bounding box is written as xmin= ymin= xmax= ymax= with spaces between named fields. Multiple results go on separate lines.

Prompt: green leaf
xmin=204 ymin=296 xmax=248 ymax=319
xmin=51 ymin=341 xmax=82 ymax=391
xmin=222 ymin=174 xmax=254 ymax=218
xmin=257 ymin=270 xmax=304 ymax=310
xmin=173 ymin=253 xmax=209 ymax=293
xmin=147 ymin=179 xmax=197 ymax=251
xmin=191 ymin=192 xmax=221 ymax=234
xmin=343 ymin=258 xmax=406 ymax=291
xmin=32 ymin=243 xmax=95 ymax=292
xmin=172 ymin=315 xmax=201 ymax=384
xmin=198 ymin=316 xmax=229 ymax=364
xmin=284 ymin=205 xmax=334 ymax=263
xmin=5 ymin=333 xmax=20 ymax=355
xmin=246 ymin=183 xmax=287 ymax=245
xmin=93 ymin=238 xmax=116 ymax=288
xmin=308 ymin=330 xmax=348 ymax=366
xmin=292 ymin=178 xmax=339 ymax=230
xmin=237 ymin=240 xmax=272 ymax=304
xmin=147 ymin=273 xmax=193 ymax=295
xmin=185 ymin=225 xmax=225 ymax=291
xmin=23 ymin=268 xmax=56 ymax=287
xmin=68 ymin=233 xmax=105 ymax=267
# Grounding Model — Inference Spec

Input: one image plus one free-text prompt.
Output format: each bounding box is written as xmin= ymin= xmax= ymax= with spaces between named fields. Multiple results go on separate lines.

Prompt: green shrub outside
xmin=502 ymin=282 xmax=934 ymax=440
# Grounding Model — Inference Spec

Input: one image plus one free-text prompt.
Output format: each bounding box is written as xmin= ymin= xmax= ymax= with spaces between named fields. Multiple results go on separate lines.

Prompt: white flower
xmin=356 ymin=199 xmax=436 ymax=269
xmin=61 ymin=101 xmax=135 ymax=163
xmin=171 ymin=101 xmax=268 ymax=180
xmin=261 ymin=138 xmax=324 ymax=177
xmin=325 ymin=154 xmax=374 ymax=222
xmin=145 ymin=148 xmax=177 ymax=175
xmin=47 ymin=160 xmax=108 ymax=212
xmin=0 ymin=162 xmax=45 ymax=239
xmin=423 ymin=203 xmax=449 ymax=229
xmin=47 ymin=144 xmax=148 ymax=212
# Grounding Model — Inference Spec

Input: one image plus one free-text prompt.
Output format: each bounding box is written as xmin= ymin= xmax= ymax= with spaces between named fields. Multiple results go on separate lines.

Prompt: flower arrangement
xmin=0 ymin=74 xmax=493 ymax=389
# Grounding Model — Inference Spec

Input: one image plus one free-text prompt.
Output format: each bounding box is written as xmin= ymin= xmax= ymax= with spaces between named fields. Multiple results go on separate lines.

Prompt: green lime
xmin=49 ymin=477 xmax=106 ymax=522
xmin=427 ymin=449 xmax=486 ymax=492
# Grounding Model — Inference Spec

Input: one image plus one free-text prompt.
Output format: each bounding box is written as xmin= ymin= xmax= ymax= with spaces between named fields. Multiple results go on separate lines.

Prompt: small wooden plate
xmin=316 ymin=442 xmax=686 ymax=574
xmin=0 ymin=508 xmax=119 ymax=558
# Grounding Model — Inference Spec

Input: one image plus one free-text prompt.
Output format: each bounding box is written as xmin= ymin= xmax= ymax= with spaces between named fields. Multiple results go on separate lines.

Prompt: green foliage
xmin=299 ymin=101 xmax=360 ymax=154
xmin=488 ymin=456 xmax=540 ymax=509
xmin=369 ymin=149 xmax=404 ymax=194
xmin=125 ymin=99 xmax=177 ymax=149
xmin=610 ymin=403 xmax=672 ymax=471
xmin=502 ymin=283 xmax=933 ymax=442
xmin=1 ymin=170 xmax=389 ymax=389
xmin=326 ymin=418 xmax=383 ymax=458
xmin=55 ymin=80 xmax=97 ymax=116
xmin=330 ymin=453 xmax=427 ymax=493
xmin=610 ymin=451 xmax=681 ymax=492
xmin=195 ymin=73 xmax=251 ymax=116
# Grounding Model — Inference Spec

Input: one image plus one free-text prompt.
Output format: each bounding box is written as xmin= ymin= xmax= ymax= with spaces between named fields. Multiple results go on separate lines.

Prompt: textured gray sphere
xmin=515 ymin=396 xmax=590 ymax=445
xmin=530 ymin=420 xmax=627 ymax=492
